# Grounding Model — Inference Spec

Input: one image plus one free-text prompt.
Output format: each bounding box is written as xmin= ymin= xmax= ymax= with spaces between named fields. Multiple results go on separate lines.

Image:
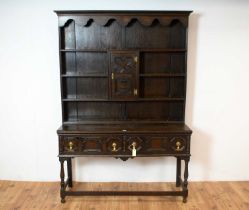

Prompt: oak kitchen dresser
xmin=55 ymin=10 xmax=193 ymax=203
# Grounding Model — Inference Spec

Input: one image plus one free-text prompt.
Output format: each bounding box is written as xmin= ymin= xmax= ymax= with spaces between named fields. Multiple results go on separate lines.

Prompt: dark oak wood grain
xmin=56 ymin=10 xmax=193 ymax=203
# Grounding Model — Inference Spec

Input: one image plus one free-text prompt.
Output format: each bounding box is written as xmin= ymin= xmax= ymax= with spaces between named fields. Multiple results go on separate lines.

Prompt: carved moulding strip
xmin=58 ymin=16 xmax=188 ymax=28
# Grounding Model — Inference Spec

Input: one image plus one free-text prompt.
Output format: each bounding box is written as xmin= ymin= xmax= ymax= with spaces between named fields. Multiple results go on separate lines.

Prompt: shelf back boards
xmin=56 ymin=11 xmax=192 ymax=124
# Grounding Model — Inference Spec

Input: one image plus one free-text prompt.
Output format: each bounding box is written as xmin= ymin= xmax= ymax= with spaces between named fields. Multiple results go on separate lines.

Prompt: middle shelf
xmin=61 ymin=73 xmax=186 ymax=77
xmin=62 ymin=76 xmax=185 ymax=100
xmin=140 ymin=73 xmax=185 ymax=77
xmin=61 ymin=50 xmax=186 ymax=75
xmin=62 ymin=98 xmax=185 ymax=102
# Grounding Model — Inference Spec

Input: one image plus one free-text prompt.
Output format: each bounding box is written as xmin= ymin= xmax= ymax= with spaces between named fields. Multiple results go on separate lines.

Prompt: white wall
xmin=0 ymin=0 xmax=249 ymax=182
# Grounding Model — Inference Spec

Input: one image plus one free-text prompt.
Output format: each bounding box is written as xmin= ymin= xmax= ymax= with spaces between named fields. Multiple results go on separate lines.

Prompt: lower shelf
xmin=65 ymin=188 xmax=185 ymax=196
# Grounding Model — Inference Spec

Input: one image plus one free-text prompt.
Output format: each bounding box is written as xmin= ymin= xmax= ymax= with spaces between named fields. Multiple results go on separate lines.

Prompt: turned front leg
xmin=176 ymin=157 xmax=181 ymax=187
xmin=67 ymin=158 xmax=73 ymax=188
xmin=59 ymin=158 xmax=66 ymax=203
xmin=183 ymin=157 xmax=190 ymax=203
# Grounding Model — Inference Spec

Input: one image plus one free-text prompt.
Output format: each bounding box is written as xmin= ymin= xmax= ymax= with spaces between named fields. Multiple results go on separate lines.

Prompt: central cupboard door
xmin=110 ymin=51 xmax=139 ymax=100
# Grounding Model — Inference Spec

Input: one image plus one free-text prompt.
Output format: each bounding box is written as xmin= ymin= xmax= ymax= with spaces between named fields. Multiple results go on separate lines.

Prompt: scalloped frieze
xmin=58 ymin=16 xmax=188 ymax=28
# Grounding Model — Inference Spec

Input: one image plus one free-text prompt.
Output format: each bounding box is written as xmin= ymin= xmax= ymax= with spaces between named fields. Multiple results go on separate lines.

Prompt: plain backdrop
xmin=0 ymin=0 xmax=249 ymax=182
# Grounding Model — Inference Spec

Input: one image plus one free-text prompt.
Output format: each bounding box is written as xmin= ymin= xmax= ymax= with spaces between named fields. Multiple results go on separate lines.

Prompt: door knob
xmin=134 ymin=89 xmax=138 ymax=96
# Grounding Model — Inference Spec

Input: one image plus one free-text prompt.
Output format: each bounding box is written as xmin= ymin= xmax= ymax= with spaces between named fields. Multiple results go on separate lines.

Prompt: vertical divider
xmin=122 ymin=26 xmax=126 ymax=49
xmin=169 ymin=53 xmax=172 ymax=97
xmin=59 ymin=26 xmax=65 ymax=123
xmin=108 ymin=50 xmax=111 ymax=100
xmin=136 ymin=50 xmax=140 ymax=99
xmin=72 ymin=21 xmax=78 ymax=120
xmin=122 ymin=23 xmax=126 ymax=121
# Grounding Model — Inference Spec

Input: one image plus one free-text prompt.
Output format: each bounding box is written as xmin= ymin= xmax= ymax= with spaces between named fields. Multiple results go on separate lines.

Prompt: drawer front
xmin=59 ymin=134 xmax=190 ymax=156
xmin=60 ymin=135 xmax=124 ymax=155
xmin=125 ymin=135 xmax=190 ymax=155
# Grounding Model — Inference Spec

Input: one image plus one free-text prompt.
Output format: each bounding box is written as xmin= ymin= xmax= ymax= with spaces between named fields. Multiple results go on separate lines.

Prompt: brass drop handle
xmin=68 ymin=141 xmax=73 ymax=151
xmin=175 ymin=141 xmax=181 ymax=151
xmin=134 ymin=56 xmax=138 ymax=63
xmin=132 ymin=142 xmax=137 ymax=149
xmin=112 ymin=142 xmax=118 ymax=152
xmin=111 ymin=73 xmax=114 ymax=80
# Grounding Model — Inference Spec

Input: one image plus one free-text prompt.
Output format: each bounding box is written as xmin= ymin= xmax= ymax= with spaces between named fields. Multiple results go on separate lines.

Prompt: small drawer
xmin=125 ymin=135 xmax=189 ymax=155
xmin=61 ymin=136 xmax=104 ymax=154
xmin=60 ymin=135 xmax=125 ymax=155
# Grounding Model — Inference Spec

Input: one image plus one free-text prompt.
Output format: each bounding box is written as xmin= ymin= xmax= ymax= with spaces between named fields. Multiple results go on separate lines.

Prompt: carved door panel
xmin=110 ymin=51 xmax=139 ymax=100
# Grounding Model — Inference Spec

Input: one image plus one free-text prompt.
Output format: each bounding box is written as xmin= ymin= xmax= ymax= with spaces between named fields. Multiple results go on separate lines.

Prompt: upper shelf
xmin=61 ymin=74 xmax=108 ymax=78
xmin=140 ymin=73 xmax=185 ymax=77
xmin=60 ymin=49 xmax=107 ymax=52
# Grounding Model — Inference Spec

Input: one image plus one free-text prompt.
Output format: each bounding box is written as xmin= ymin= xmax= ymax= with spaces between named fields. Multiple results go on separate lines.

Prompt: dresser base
xmin=59 ymin=157 xmax=190 ymax=203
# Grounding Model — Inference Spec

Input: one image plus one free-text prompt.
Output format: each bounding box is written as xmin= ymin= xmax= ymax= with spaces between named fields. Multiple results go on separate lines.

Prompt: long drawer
xmin=59 ymin=134 xmax=190 ymax=157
